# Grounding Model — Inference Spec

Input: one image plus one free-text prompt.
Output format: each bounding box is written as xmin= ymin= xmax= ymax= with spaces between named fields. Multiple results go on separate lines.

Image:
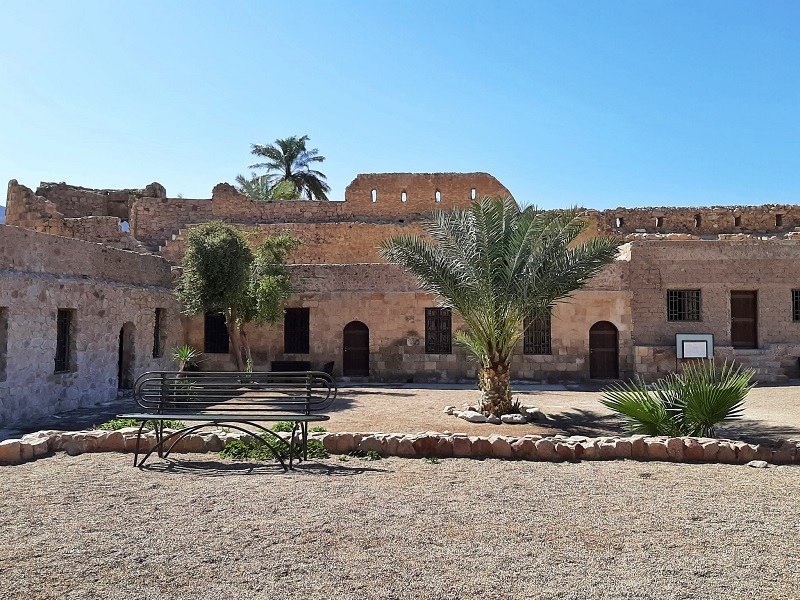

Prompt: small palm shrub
xmin=601 ymin=360 xmax=755 ymax=437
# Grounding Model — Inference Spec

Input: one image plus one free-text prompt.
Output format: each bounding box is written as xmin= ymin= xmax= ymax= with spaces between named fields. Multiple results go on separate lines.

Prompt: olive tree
xmin=177 ymin=221 xmax=301 ymax=370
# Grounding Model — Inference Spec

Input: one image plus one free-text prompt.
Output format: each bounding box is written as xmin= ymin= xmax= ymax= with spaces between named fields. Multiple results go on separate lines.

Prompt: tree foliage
xmin=380 ymin=197 xmax=621 ymax=416
xmin=241 ymin=134 xmax=330 ymax=201
xmin=176 ymin=221 xmax=301 ymax=370
xmin=601 ymin=360 xmax=755 ymax=437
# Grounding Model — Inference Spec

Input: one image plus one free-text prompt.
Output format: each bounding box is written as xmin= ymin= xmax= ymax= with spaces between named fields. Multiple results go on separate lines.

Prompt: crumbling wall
xmin=36 ymin=181 xmax=166 ymax=220
xmin=5 ymin=181 xmax=148 ymax=252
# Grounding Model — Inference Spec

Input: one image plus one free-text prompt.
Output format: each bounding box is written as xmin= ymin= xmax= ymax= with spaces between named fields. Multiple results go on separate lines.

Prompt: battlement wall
xmin=596 ymin=205 xmax=800 ymax=236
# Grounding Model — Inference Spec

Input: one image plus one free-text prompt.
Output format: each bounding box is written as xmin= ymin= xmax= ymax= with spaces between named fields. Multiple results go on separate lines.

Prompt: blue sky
xmin=1 ymin=1 xmax=798 ymax=208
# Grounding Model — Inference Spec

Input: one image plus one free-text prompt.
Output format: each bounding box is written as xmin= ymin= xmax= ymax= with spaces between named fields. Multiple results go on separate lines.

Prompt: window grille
xmin=667 ymin=290 xmax=701 ymax=322
xmin=204 ymin=312 xmax=229 ymax=354
xmin=524 ymin=311 xmax=552 ymax=355
xmin=284 ymin=308 xmax=310 ymax=354
xmin=55 ymin=309 xmax=73 ymax=372
xmin=793 ymin=290 xmax=800 ymax=322
xmin=425 ymin=308 xmax=452 ymax=354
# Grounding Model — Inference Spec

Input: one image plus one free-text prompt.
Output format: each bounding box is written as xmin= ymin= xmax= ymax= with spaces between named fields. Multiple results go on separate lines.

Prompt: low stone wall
xmin=1 ymin=428 xmax=798 ymax=467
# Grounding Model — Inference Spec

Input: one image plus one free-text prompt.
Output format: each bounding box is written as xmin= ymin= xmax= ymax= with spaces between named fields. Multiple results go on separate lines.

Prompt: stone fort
xmin=2 ymin=172 xmax=799 ymax=427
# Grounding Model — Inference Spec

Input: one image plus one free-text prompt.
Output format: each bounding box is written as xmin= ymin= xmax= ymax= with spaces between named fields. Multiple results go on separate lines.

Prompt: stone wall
xmin=182 ymin=260 xmax=631 ymax=382
xmin=0 ymin=226 xmax=179 ymax=427
xmin=627 ymin=240 xmax=800 ymax=382
xmin=595 ymin=205 xmax=800 ymax=236
xmin=35 ymin=181 xmax=166 ymax=220
xmin=5 ymin=181 xmax=149 ymax=252
xmin=131 ymin=172 xmax=512 ymax=251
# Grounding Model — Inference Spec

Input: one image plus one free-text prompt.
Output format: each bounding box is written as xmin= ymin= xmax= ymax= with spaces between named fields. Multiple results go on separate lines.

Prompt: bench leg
xmin=302 ymin=422 xmax=309 ymax=461
xmin=289 ymin=421 xmax=299 ymax=470
xmin=133 ymin=420 xmax=147 ymax=467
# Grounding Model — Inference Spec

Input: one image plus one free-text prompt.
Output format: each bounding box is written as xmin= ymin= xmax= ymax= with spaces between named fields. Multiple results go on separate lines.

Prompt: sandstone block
xmin=580 ymin=441 xmax=598 ymax=460
xmin=488 ymin=436 xmax=512 ymax=459
xmin=614 ymin=440 xmax=632 ymax=459
xmin=385 ymin=434 xmax=402 ymax=456
xmin=337 ymin=433 xmax=356 ymax=454
xmin=0 ymin=440 xmax=21 ymax=464
xmin=451 ymin=436 xmax=472 ymax=458
xmin=683 ymin=438 xmax=704 ymax=462
xmin=97 ymin=431 xmax=125 ymax=452
xmin=666 ymin=438 xmax=684 ymax=461
xmin=554 ymin=443 xmax=576 ymax=461
xmin=629 ymin=436 xmax=648 ymax=459
xmin=645 ymin=439 xmax=669 ymax=461
xmin=436 ymin=437 xmax=454 ymax=458
xmin=701 ymin=441 xmax=719 ymax=461
xmin=360 ymin=436 xmax=387 ymax=455
xmin=396 ymin=437 xmax=417 ymax=457
xmin=470 ymin=437 xmax=492 ymax=458
xmin=535 ymin=439 xmax=557 ymax=461
xmin=510 ymin=438 xmax=536 ymax=460
xmin=201 ymin=433 xmax=225 ymax=452
xmin=597 ymin=441 xmax=617 ymax=460
xmin=752 ymin=444 xmax=772 ymax=462
xmin=734 ymin=442 xmax=755 ymax=464
xmin=717 ymin=442 xmax=737 ymax=464
xmin=459 ymin=410 xmax=487 ymax=423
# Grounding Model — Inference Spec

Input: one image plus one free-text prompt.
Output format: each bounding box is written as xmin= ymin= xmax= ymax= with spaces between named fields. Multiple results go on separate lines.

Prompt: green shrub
xmin=219 ymin=437 xmax=328 ymax=461
xmin=601 ymin=360 xmax=755 ymax=437
xmin=97 ymin=418 xmax=186 ymax=431
xmin=310 ymin=425 xmax=327 ymax=433
xmin=348 ymin=449 xmax=384 ymax=461
xmin=271 ymin=421 xmax=295 ymax=432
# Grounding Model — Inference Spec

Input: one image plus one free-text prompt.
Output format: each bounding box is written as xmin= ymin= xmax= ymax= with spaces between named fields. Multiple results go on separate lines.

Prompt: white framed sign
xmin=676 ymin=334 xmax=714 ymax=359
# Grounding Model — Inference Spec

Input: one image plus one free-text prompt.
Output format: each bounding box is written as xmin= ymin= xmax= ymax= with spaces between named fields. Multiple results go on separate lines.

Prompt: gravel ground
xmin=326 ymin=384 xmax=800 ymax=443
xmin=1 ymin=453 xmax=799 ymax=599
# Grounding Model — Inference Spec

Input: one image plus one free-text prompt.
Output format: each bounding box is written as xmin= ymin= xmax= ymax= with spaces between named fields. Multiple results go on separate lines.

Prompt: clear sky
xmin=1 ymin=0 xmax=798 ymax=209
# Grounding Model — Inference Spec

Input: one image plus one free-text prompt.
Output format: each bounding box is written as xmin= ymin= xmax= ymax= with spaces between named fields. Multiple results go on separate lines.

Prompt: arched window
xmin=435 ymin=190 xmax=442 ymax=203
xmin=371 ymin=189 xmax=377 ymax=203
xmin=470 ymin=188 xmax=477 ymax=200
xmin=401 ymin=191 xmax=407 ymax=203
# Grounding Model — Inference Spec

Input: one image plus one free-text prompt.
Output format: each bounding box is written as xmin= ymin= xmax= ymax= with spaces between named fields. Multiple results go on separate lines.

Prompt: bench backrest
xmin=133 ymin=371 xmax=337 ymax=415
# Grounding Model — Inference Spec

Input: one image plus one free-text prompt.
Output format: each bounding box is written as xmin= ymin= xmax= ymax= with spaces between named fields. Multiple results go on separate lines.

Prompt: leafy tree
xmin=235 ymin=173 xmax=298 ymax=201
xmin=601 ymin=360 xmax=755 ymax=437
xmin=176 ymin=221 xmax=301 ymax=370
xmin=380 ymin=197 xmax=620 ymax=416
xmin=247 ymin=135 xmax=331 ymax=201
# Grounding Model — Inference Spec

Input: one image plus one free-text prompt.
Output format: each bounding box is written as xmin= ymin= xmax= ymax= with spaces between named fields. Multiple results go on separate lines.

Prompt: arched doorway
xmin=118 ymin=322 xmax=136 ymax=389
xmin=343 ymin=321 xmax=369 ymax=377
xmin=589 ymin=321 xmax=619 ymax=379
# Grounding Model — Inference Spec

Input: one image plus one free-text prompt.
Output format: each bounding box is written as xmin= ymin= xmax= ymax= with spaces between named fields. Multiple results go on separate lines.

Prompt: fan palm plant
xmin=379 ymin=197 xmax=620 ymax=416
xmin=601 ymin=360 xmax=755 ymax=437
xmin=247 ymin=135 xmax=330 ymax=201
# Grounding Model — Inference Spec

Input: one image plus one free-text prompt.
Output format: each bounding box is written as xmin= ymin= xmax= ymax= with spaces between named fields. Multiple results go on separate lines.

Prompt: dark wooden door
xmin=731 ymin=291 xmax=758 ymax=348
xmin=343 ymin=321 xmax=369 ymax=376
xmin=589 ymin=321 xmax=619 ymax=379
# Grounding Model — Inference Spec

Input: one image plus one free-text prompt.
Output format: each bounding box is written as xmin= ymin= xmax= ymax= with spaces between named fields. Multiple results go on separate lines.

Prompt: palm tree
xmin=379 ymin=197 xmax=621 ymax=416
xmin=235 ymin=173 xmax=297 ymax=201
xmin=247 ymin=135 xmax=331 ymax=201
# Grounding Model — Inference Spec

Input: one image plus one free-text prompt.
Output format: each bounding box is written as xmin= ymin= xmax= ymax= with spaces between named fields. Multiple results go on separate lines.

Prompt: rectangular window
xmin=284 ymin=308 xmax=310 ymax=354
xmin=203 ymin=312 xmax=229 ymax=354
xmin=0 ymin=307 xmax=7 ymax=382
xmin=152 ymin=308 xmax=166 ymax=358
xmin=524 ymin=311 xmax=552 ymax=355
xmin=793 ymin=290 xmax=800 ymax=322
xmin=425 ymin=308 xmax=452 ymax=354
xmin=667 ymin=290 xmax=701 ymax=322
xmin=55 ymin=309 xmax=76 ymax=373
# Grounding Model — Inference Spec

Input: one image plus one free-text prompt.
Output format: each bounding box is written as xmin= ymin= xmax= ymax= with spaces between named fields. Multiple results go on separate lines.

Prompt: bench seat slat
xmin=119 ymin=413 xmax=330 ymax=422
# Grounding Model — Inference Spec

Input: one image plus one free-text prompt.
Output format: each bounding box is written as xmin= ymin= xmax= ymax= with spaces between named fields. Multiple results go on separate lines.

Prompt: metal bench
xmin=118 ymin=370 xmax=337 ymax=470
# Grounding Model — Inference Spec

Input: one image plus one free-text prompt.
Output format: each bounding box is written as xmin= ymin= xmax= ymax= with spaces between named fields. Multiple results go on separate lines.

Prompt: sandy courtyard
xmin=1 ymin=452 xmax=798 ymax=600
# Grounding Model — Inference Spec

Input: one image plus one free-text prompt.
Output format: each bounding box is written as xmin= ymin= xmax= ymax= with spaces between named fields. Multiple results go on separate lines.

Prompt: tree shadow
xmin=716 ymin=420 xmax=800 ymax=446
xmin=537 ymin=409 xmax=627 ymax=437
xmin=140 ymin=458 xmax=387 ymax=477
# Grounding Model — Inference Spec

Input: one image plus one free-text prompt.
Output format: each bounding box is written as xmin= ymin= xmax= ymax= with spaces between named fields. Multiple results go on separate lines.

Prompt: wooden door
xmin=343 ymin=321 xmax=369 ymax=376
xmin=589 ymin=321 xmax=619 ymax=379
xmin=731 ymin=291 xmax=758 ymax=348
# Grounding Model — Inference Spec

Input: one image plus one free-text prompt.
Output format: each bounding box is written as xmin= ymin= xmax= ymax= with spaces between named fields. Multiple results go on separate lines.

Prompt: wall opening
xmin=284 ymin=307 xmax=310 ymax=354
xmin=152 ymin=308 xmax=166 ymax=358
xmin=776 ymin=214 xmax=783 ymax=227
xmin=120 ymin=220 xmax=130 ymax=233
xmin=655 ymin=217 xmax=664 ymax=228
xmin=435 ymin=190 xmax=442 ymax=203
xmin=470 ymin=188 xmax=477 ymax=200
xmin=343 ymin=321 xmax=369 ymax=376
xmin=401 ymin=191 xmax=407 ymax=203
xmin=204 ymin=312 xmax=230 ymax=354
xmin=615 ymin=217 xmax=624 ymax=228
xmin=589 ymin=321 xmax=619 ymax=379
xmin=118 ymin=322 xmax=136 ymax=389
xmin=734 ymin=215 xmax=742 ymax=227
xmin=371 ymin=189 xmax=377 ymax=203
xmin=55 ymin=308 xmax=77 ymax=373
xmin=694 ymin=214 xmax=702 ymax=228
xmin=0 ymin=307 xmax=7 ymax=382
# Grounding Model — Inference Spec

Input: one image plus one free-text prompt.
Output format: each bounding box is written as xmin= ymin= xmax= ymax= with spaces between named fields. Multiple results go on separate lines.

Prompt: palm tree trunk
xmin=478 ymin=359 xmax=513 ymax=416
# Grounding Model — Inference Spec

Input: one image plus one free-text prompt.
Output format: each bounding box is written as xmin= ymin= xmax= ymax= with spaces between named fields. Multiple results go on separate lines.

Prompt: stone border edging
xmin=0 ymin=428 xmax=798 ymax=467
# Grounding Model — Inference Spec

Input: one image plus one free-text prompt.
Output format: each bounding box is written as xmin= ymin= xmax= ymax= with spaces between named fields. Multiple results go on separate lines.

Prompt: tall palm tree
xmin=379 ymin=197 xmax=621 ymax=416
xmin=248 ymin=135 xmax=331 ymax=201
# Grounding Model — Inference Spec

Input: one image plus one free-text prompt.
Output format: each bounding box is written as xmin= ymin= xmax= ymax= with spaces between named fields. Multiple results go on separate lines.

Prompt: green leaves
xmin=246 ymin=135 xmax=330 ymax=201
xmin=602 ymin=360 xmax=755 ymax=437
xmin=379 ymin=197 xmax=621 ymax=369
